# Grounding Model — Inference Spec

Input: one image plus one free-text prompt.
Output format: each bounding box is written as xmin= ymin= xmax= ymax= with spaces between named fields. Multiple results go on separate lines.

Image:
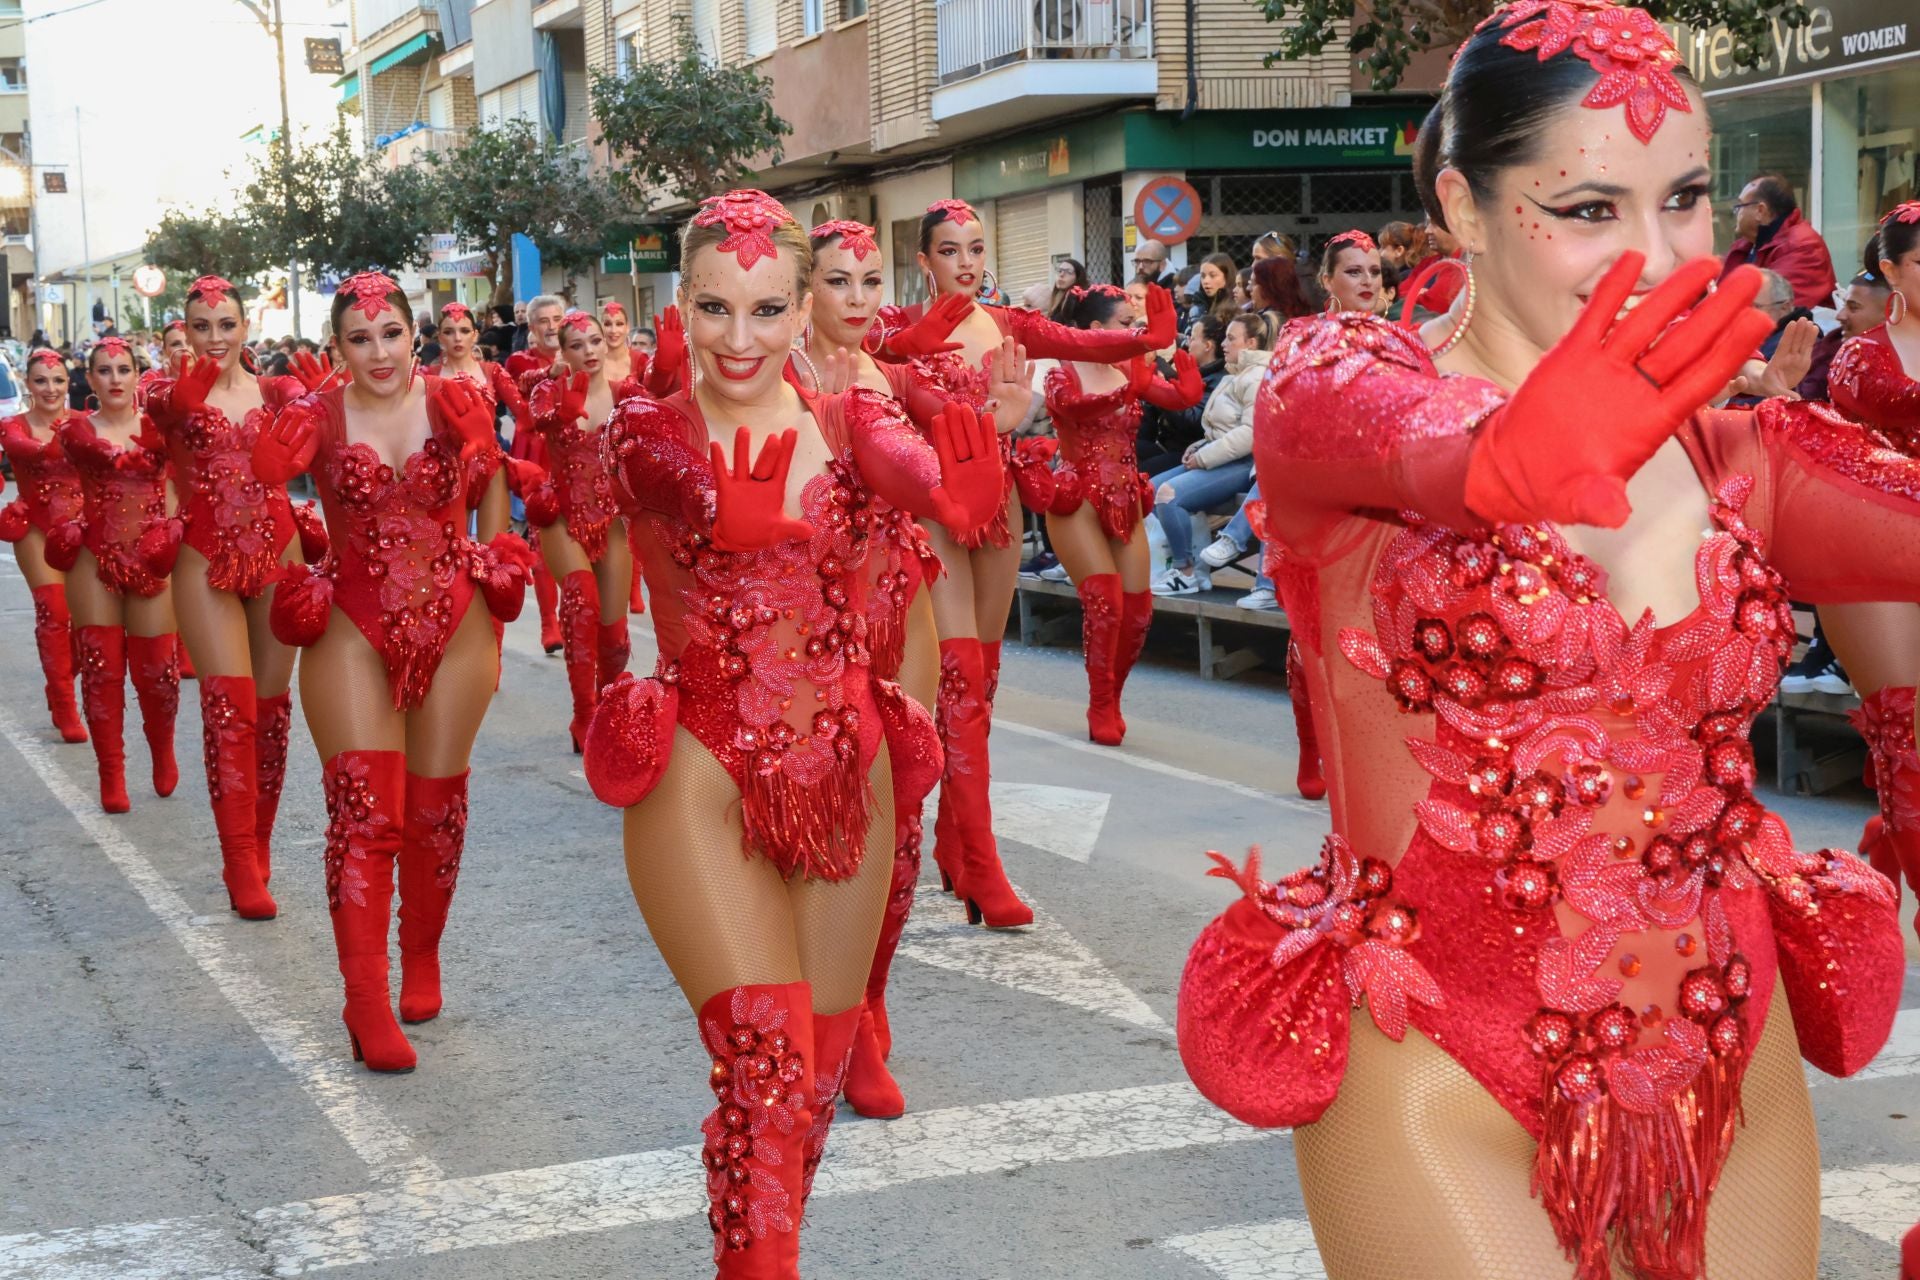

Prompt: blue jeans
xmin=1220 ymin=481 xmax=1272 ymax=590
xmin=1151 ymin=459 xmax=1257 ymax=566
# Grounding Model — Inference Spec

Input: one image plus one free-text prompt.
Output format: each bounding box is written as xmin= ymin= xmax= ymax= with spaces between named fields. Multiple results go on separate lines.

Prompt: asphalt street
xmin=0 ymin=546 xmax=1915 ymax=1280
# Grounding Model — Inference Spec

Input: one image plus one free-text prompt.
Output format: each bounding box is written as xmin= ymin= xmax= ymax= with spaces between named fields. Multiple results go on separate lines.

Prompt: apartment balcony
xmin=932 ymin=0 xmax=1154 ymax=134
xmin=357 ymin=0 xmax=440 ymax=65
xmin=379 ymin=123 xmax=462 ymax=169
xmin=532 ymin=0 xmax=583 ymax=29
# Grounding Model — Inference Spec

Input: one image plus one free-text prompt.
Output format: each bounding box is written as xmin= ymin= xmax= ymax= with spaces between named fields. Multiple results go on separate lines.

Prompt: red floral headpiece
xmin=810 ymin=219 xmax=880 ymax=261
xmin=925 ymin=199 xmax=980 ymax=229
xmin=692 ymin=189 xmax=795 ymax=271
xmin=1070 ymin=283 xmax=1128 ymax=302
xmin=188 ymin=274 xmax=235 ymax=305
xmin=600 ymin=300 xmax=627 ymax=321
xmin=562 ymin=311 xmax=598 ymax=333
xmin=92 ymin=337 xmax=133 ymax=360
xmin=1328 ymin=230 xmax=1378 ymax=253
xmin=1883 ymin=202 xmax=1920 ymax=227
xmin=337 ymin=272 xmax=401 ymax=322
xmin=28 ymin=349 xmax=64 ymax=369
xmin=1478 ymin=0 xmax=1691 ymax=144
xmin=162 ymin=319 xmax=185 ymax=335
xmin=440 ymin=301 xmax=473 ymax=325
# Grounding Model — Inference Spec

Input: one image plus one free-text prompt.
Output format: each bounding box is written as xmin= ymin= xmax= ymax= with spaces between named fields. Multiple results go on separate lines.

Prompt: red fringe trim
xmin=740 ymin=752 xmax=874 ymax=883
xmin=1533 ymin=1051 xmax=1743 ymax=1280
xmin=869 ymin=606 xmax=904 ymax=681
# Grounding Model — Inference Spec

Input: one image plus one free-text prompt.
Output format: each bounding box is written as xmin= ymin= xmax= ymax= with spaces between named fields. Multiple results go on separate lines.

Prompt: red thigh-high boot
xmin=532 ymin=554 xmax=562 ymax=654
xmin=126 ymin=633 xmax=180 ymax=798
xmin=1078 ymin=574 xmax=1124 ymax=746
xmin=1851 ymin=686 xmax=1920 ymax=943
xmin=558 ymin=569 xmax=601 ymax=752
xmin=322 ymin=749 xmax=414 ymax=1071
xmin=76 ymin=625 xmax=129 ymax=813
xmin=801 ymin=1004 xmax=863 ymax=1207
xmin=1112 ymin=590 xmax=1153 ymax=739
xmin=982 ymin=639 xmax=1003 ymax=727
xmin=177 ymin=644 xmax=197 ymax=680
xmin=254 ymin=690 xmax=293 ymax=884
xmin=941 ymin=639 xmax=1032 ymax=928
xmin=396 ymin=769 xmax=469 ymax=1024
xmin=844 ymin=811 xmax=920 ymax=1118
xmin=201 ymin=676 xmax=276 ymax=919
xmin=700 ymin=983 xmax=814 ymax=1279
xmin=30 ymin=583 xmax=86 ymax=742
xmin=929 ymin=639 xmax=970 ymax=896
xmin=597 ymin=616 xmax=631 ymax=693
xmin=1286 ymin=640 xmax=1327 ymax=800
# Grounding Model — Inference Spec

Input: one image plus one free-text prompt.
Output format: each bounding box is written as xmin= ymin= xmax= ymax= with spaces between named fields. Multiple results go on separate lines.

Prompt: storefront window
xmin=890 ymin=220 xmax=927 ymax=308
xmin=1819 ymin=65 xmax=1920 ymax=280
xmin=1707 ymin=84 xmax=1812 ymax=251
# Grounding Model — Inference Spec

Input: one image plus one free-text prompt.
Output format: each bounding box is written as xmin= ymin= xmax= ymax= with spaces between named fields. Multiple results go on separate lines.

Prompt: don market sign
xmin=1123 ymin=107 xmax=1428 ymax=172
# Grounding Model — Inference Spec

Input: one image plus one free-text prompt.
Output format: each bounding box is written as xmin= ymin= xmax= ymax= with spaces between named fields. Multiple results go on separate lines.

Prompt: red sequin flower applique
xmin=701 ymin=988 xmax=807 ymax=1256
xmin=1209 ymin=838 xmax=1444 ymax=1040
xmin=323 ymin=754 xmax=397 ymax=910
xmin=1328 ymin=230 xmax=1377 ymax=253
xmin=810 ymin=219 xmax=879 ymax=260
xmin=1485 ymin=0 xmax=1691 ymax=143
xmin=926 ymin=198 xmax=980 ymax=227
xmin=1885 ymin=201 xmax=1920 ymax=227
xmin=693 ymin=190 xmax=795 ymax=271
xmin=337 ymin=272 xmax=401 ymax=322
xmin=190 ymin=274 xmax=235 ymax=304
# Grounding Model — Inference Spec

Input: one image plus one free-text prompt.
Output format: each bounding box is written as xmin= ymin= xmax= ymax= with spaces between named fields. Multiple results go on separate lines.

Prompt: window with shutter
xmin=994 ymin=194 xmax=1051 ymax=305
xmin=692 ymin=0 xmax=721 ymax=60
xmin=744 ymin=0 xmax=777 ymax=56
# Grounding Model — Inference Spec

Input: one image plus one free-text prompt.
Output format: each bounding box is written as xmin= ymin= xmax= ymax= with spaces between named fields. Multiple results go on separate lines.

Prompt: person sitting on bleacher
xmin=1148 ymin=313 xmax=1270 ymax=596
xmin=1136 ymin=313 xmax=1227 ymax=477
xmin=1195 ymin=483 xmax=1277 ymax=611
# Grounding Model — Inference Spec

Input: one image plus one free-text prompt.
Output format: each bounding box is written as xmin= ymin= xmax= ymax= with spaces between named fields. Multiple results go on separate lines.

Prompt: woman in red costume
xmin=797 ymin=217 xmax=1034 ymax=1117
xmin=1026 ymin=284 xmax=1202 ymax=745
xmin=598 ymin=299 xmax=652 ymax=617
xmin=427 ymin=301 xmax=532 ymax=437
xmin=525 ymin=311 xmax=636 ymax=749
xmin=887 ymin=198 xmax=1175 ymax=925
xmin=145 ymin=275 xmax=321 ymax=921
xmin=0 ymin=352 xmax=88 ymax=741
xmin=587 ymin=190 xmax=1003 ymax=1277
xmin=49 ymin=339 xmax=183 ymax=810
xmin=1817 ymin=203 xmax=1920 ymax=945
xmin=1177 ymin=6 xmax=1909 ymax=1277
xmin=251 ymin=273 xmax=526 ymax=1072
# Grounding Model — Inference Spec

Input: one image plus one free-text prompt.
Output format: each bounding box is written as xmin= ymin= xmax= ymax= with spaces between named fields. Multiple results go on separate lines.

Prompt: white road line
xmin=900 ymin=883 xmax=1169 ymax=1031
xmin=989 ymin=780 xmax=1110 ymax=863
xmin=0 ymin=704 xmax=443 ymax=1187
xmin=1163 ymin=1218 xmax=1326 ymax=1279
xmin=0 ymin=1081 xmax=1273 ymax=1279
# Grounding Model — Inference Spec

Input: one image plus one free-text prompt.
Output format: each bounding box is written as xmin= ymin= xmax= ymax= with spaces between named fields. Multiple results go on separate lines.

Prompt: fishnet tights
xmin=171 ymin=546 xmax=297 ymax=697
xmin=623 ymin=728 xmax=895 ymax=1017
xmin=63 ymin=552 xmax=177 ymax=638
xmin=538 ymin=517 xmax=632 ymax=627
xmin=919 ymin=488 xmax=1022 ymax=642
xmin=1046 ymin=507 xmax=1151 ymax=592
xmin=1293 ymin=978 xmax=1819 ymax=1279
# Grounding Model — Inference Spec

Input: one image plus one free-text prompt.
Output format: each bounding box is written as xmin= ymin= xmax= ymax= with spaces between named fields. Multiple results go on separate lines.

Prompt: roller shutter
xmin=993 ymin=193 xmax=1051 ymax=304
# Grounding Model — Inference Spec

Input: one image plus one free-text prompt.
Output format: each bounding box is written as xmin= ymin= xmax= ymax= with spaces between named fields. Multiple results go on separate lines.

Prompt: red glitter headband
xmin=1069 ymin=283 xmax=1128 ymax=301
xmin=562 ymin=311 xmax=598 ymax=333
xmin=810 ymin=219 xmax=879 ymax=261
xmin=28 ymin=350 xmax=63 ymax=369
xmin=189 ymin=275 xmax=235 ymax=305
xmin=926 ymin=199 xmax=980 ymax=228
xmin=600 ymin=301 xmax=626 ymax=320
xmin=1884 ymin=202 xmax=1920 ymax=227
xmin=440 ymin=302 xmax=473 ymax=324
xmin=1478 ymin=0 xmax=1690 ymax=144
xmin=92 ymin=337 xmax=133 ymax=360
xmin=163 ymin=320 xmax=185 ymax=335
xmin=692 ymin=189 xmax=795 ymax=271
xmin=337 ymin=272 xmax=402 ymax=322
xmin=1328 ymin=230 xmax=1378 ymax=253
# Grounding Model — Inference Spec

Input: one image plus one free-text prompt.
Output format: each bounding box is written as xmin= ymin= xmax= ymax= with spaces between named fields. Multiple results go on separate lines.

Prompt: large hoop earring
xmin=1323 ymin=296 xmax=1337 ymax=315
xmin=1889 ymin=291 xmax=1909 ymax=326
xmin=84 ymin=393 xmax=100 ymax=412
xmin=860 ymin=317 xmax=884 ymax=356
xmin=788 ymin=342 xmax=820 ymax=395
xmin=981 ymin=267 xmax=998 ymax=298
xmin=921 ymin=267 xmax=937 ymax=303
xmin=1428 ymin=253 xmax=1476 ymax=358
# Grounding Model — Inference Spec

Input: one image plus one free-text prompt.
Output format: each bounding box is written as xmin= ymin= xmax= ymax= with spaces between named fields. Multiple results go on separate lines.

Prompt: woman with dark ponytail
xmin=1177 ymin=5 xmax=1917 ymax=1277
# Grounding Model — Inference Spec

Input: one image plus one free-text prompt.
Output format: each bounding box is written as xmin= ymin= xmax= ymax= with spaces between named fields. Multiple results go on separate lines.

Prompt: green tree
xmin=143 ymin=208 xmax=275 ymax=286
xmin=238 ymin=125 xmax=438 ymax=281
xmin=1256 ymin=0 xmax=1812 ymax=91
xmin=589 ymin=31 xmax=792 ymax=209
xmin=422 ymin=117 xmax=626 ymax=302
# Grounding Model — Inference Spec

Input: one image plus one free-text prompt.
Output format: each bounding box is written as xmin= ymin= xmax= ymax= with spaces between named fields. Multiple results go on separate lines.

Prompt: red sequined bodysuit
xmin=1829 ymin=324 xmax=1920 ymax=447
xmin=1178 ymin=314 xmax=1910 ymax=1279
xmin=145 ymin=375 xmax=304 ymax=598
xmin=267 ymin=385 xmax=518 ymax=710
xmin=425 ymin=360 xmax=531 ymax=437
xmin=0 ymin=414 xmax=84 ymax=535
xmin=57 ymin=417 xmax=172 ymax=598
xmin=527 ymin=376 xmax=636 ymax=562
xmin=595 ymin=386 xmax=957 ymax=879
xmin=1041 ymin=363 xmax=1151 ymax=541
xmin=866 ymin=362 xmax=945 ymax=680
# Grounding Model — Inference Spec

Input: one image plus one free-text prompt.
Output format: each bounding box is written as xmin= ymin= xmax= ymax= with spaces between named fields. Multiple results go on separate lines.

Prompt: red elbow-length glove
xmin=887 ymin=292 xmax=972 ymax=359
xmin=925 ymin=402 xmax=1006 ymax=533
xmin=709 ymin=426 xmax=816 ymax=552
xmin=1464 ymin=253 xmax=1773 ymax=529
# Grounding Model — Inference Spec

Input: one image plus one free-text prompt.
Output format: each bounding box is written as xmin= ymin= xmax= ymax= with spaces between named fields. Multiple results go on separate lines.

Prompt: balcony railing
xmin=380 ymin=124 xmax=462 ymax=168
xmin=359 ymin=0 xmax=436 ymax=39
xmin=935 ymin=0 xmax=1151 ymax=84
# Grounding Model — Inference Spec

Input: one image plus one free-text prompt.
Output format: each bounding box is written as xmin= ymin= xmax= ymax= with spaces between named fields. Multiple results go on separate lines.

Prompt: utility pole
xmin=239 ymin=0 xmax=301 ymax=337
xmin=74 ymin=106 xmax=91 ymax=335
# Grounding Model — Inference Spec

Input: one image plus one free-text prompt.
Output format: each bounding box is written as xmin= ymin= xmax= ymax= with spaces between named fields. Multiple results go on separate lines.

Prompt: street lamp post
xmin=239 ymin=0 xmax=301 ymax=338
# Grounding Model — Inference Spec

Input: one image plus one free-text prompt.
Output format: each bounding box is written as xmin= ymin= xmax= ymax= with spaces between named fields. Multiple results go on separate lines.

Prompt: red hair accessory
xmin=562 ymin=311 xmax=597 ymax=333
xmin=337 ymin=272 xmax=402 ymax=322
xmin=1328 ymin=230 xmax=1377 ymax=254
xmin=810 ymin=219 xmax=879 ymax=261
xmin=92 ymin=337 xmax=133 ymax=360
xmin=925 ymin=199 xmax=980 ymax=228
xmin=600 ymin=300 xmax=627 ymax=321
xmin=188 ymin=275 xmax=235 ymax=305
xmin=440 ymin=301 xmax=473 ymax=325
xmin=1884 ymin=202 xmax=1920 ymax=227
xmin=1072 ymin=283 xmax=1127 ymax=302
xmin=1480 ymin=0 xmax=1691 ymax=144
xmin=163 ymin=320 xmax=185 ymax=335
xmin=28 ymin=350 xmax=64 ymax=369
xmin=691 ymin=189 xmax=795 ymax=271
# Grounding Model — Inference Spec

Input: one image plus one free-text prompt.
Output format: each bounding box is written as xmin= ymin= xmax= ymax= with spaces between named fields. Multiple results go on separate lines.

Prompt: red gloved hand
xmin=1139 ymin=284 xmax=1178 ymax=352
xmin=709 ymin=426 xmax=816 ymax=552
xmin=291 ymin=500 xmax=329 ymax=561
xmin=889 ymin=292 xmax=972 ymax=358
xmin=133 ymin=417 xmax=169 ymax=457
xmin=557 ymin=370 xmax=590 ymax=424
xmin=1048 ymin=461 xmax=1085 ymax=517
xmin=251 ymin=406 xmax=318 ymax=485
xmin=169 ymin=353 xmax=223 ymax=416
xmin=926 ymin=402 xmax=1006 ymax=532
xmin=432 ymin=377 xmax=496 ymax=460
xmin=1465 ymin=253 xmax=1773 ymax=529
xmin=645 ymin=308 xmax=688 ymax=397
xmin=137 ymin=516 xmax=184 ymax=576
xmin=1144 ymin=349 xmax=1205 ymax=410
xmin=1126 ymin=355 xmax=1157 ymax=400
xmin=1011 ymin=437 xmax=1058 ymax=513
xmin=43 ymin=520 xmax=83 ymax=571
xmin=288 ymin=350 xmax=334 ymax=393
xmin=0 ymin=500 xmax=25 ymax=543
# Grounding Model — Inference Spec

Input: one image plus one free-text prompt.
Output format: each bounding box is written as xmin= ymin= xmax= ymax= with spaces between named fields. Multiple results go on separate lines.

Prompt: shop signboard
xmin=1676 ymin=0 xmax=1915 ymax=92
xmin=602 ymin=227 xmax=677 ymax=275
xmin=1122 ymin=107 xmax=1427 ymax=172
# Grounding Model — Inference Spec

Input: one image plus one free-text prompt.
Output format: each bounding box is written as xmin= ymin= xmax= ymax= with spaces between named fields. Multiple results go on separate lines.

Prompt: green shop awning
xmin=368 ymin=31 xmax=439 ymax=77
xmin=336 ymin=71 xmax=359 ymax=102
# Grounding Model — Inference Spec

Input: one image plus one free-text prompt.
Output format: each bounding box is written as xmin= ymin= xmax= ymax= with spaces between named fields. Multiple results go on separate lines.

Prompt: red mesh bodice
xmin=0 ymin=414 xmax=84 ymax=534
xmin=145 ymin=375 xmax=300 ymax=598
xmin=1043 ymin=363 xmax=1149 ymax=541
xmin=528 ymin=377 xmax=620 ymax=561
xmin=58 ymin=417 xmax=170 ymax=597
xmin=1828 ymin=325 xmax=1920 ymax=448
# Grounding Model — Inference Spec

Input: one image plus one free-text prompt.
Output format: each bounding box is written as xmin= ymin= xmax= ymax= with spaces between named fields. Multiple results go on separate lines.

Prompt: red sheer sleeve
xmin=1827 ymin=330 xmax=1920 ymax=450
xmin=528 ymin=375 xmax=571 ymax=432
xmin=836 ymin=386 xmax=945 ymax=517
xmin=489 ymin=361 xmax=532 ymax=435
xmin=880 ymin=359 xmax=958 ymax=431
xmin=1002 ymin=306 xmax=1155 ymax=363
xmin=1253 ymin=314 xmax=1506 ymax=553
xmin=142 ymin=375 xmax=186 ymax=429
xmin=602 ymin=396 xmax=715 ymax=532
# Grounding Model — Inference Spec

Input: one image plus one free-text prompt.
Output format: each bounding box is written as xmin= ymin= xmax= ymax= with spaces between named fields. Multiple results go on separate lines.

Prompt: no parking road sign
xmin=1133 ymin=176 xmax=1202 ymax=246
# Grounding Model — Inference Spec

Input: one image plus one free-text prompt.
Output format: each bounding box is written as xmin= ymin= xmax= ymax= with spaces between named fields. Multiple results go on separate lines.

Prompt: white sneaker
xmin=1236 ymin=587 xmax=1279 ymax=610
xmin=1807 ymin=667 xmax=1852 ymax=695
xmin=1038 ymin=562 xmax=1070 ymax=582
xmin=1198 ymin=535 xmax=1245 ymax=569
xmin=1152 ymin=568 xmax=1208 ymax=596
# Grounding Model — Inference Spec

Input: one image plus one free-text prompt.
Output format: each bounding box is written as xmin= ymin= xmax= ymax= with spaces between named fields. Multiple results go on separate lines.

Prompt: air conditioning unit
xmin=1032 ymin=0 xmax=1139 ymax=52
xmin=808 ymin=191 xmax=874 ymax=227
